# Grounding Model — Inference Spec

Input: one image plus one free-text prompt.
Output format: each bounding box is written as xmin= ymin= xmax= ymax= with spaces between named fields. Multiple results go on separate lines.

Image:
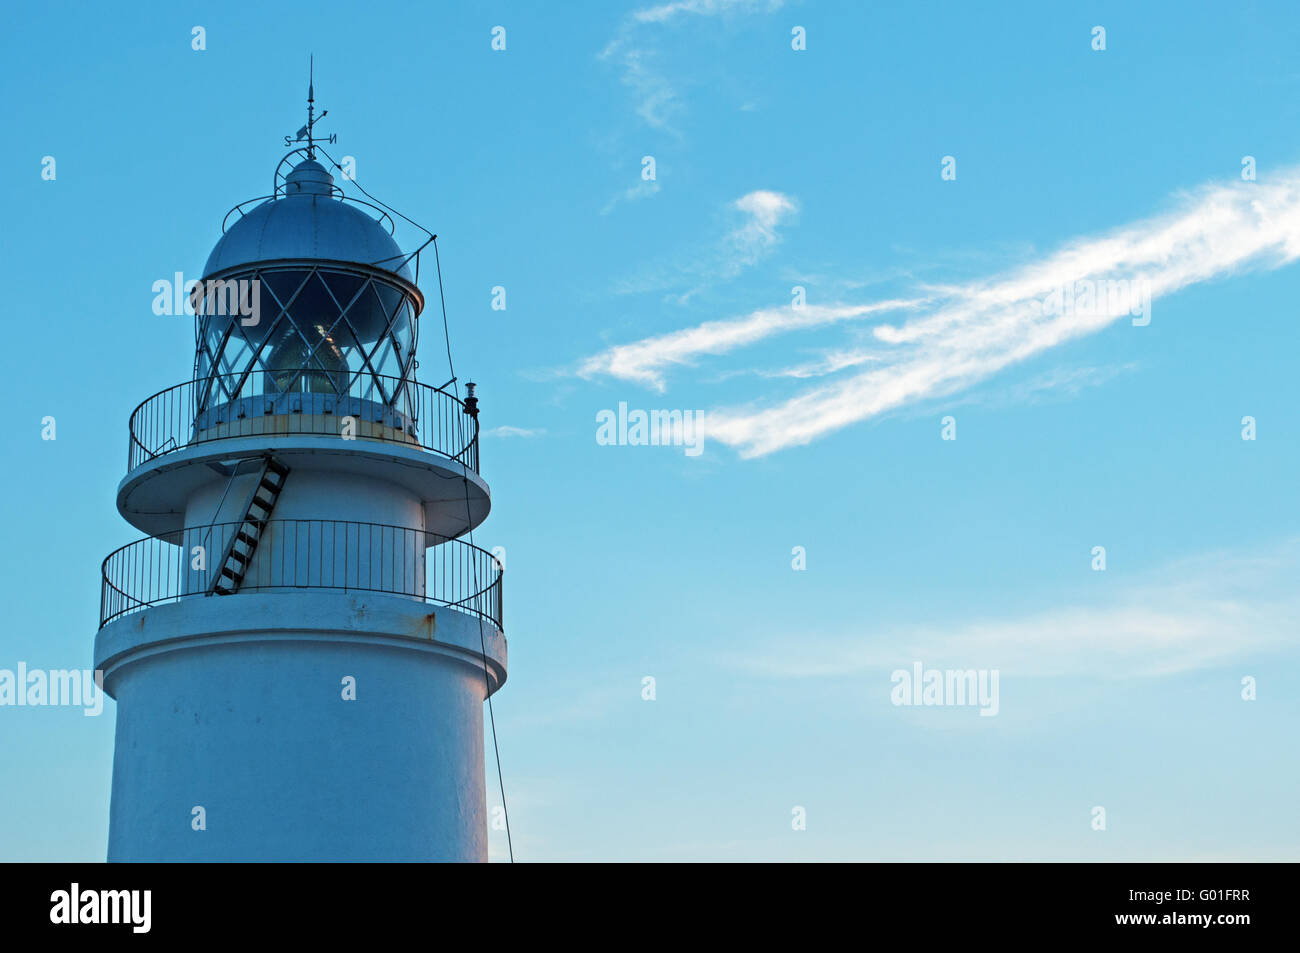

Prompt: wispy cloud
xmin=756 ymin=347 xmax=885 ymax=380
xmin=601 ymin=0 xmax=785 ymax=132
xmin=482 ymin=425 xmax=546 ymax=439
xmin=956 ymin=362 xmax=1139 ymax=411
xmin=725 ymin=540 xmax=1300 ymax=679
xmin=721 ymin=190 xmax=798 ymax=276
xmin=603 ymin=46 xmax=680 ymax=131
xmin=601 ymin=179 xmax=662 ymax=215
xmin=580 ymin=298 xmax=921 ymax=390
xmin=609 ymin=189 xmax=805 ymax=302
xmin=583 ymin=171 xmax=1300 ymax=456
xmin=632 ymin=0 xmax=774 ymax=24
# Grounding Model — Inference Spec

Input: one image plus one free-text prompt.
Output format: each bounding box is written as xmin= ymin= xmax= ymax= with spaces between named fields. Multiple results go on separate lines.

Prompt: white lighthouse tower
xmin=94 ymin=90 xmax=506 ymax=861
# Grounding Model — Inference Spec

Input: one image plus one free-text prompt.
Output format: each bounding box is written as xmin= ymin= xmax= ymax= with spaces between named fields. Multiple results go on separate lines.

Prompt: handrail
xmin=126 ymin=372 xmax=479 ymax=474
xmin=99 ymin=519 xmax=503 ymax=631
xmin=221 ymin=192 xmax=397 ymax=236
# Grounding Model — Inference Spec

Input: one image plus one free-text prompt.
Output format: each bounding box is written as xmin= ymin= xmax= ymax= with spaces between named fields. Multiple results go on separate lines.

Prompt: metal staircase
xmin=208 ymin=457 xmax=290 ymax=596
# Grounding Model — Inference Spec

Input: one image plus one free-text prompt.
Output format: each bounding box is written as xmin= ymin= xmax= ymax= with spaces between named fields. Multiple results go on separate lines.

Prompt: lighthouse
xmin=94 ymin=90 xmax=506 ymax=861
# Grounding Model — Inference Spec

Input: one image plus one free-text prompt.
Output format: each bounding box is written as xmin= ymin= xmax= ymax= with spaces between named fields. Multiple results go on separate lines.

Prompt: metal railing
xmin=127 ymin=371 xmax=478 ymax=473
xmin=100 ymin=518 xmax=503 ymax=631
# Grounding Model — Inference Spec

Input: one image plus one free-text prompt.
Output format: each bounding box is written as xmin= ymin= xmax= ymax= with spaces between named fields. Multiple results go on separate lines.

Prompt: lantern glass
xmin=195 ymin=265 xmax=418 ymax=410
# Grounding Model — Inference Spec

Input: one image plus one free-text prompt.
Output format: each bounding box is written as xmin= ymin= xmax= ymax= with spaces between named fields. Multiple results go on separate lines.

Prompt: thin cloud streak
xmin=579 ymin=299 xmax=923 ymax=390
xmin=610 ymin=172 xmax=1300 ymax=457
xmin=632 ymin=0 xmax=780 ymax=24
xmin=759 ymin=348 xmax=885 ymax=379
xmin=725 ymin=540 xmax=1300 ymax=679
xmin=482 ymin=425 xmax=546 ymax=439
xmin=956 ymin=362 xmax=1140 ymax=410
xmin=601 ymin=179 xmax=662 ymax=215
xmin=601 ymin=0 xmax=785 ymax=132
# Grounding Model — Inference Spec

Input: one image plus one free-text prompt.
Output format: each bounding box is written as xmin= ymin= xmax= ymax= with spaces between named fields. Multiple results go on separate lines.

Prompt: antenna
xmin=284 ymin=55 xmax=337 ymax=156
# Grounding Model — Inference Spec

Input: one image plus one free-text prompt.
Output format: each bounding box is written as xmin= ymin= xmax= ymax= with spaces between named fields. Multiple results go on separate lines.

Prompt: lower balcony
xmin=99 ymin=518 xmax=503 ymax=633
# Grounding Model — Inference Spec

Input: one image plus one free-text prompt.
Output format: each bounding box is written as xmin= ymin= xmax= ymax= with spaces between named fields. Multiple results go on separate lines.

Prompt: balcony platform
xmin=118 ymin=430 xmax=490 ymax=539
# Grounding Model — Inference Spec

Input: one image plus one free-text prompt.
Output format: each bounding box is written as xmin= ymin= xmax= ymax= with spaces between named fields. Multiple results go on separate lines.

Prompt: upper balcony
xmin=128 ymin=370 xmax=477 ymax=473
xmin=118 ymin=371 xmax=489 ymax=541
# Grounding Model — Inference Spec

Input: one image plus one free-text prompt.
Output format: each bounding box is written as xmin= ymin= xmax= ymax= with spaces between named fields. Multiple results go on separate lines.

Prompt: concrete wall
xmin=179 ymin=466 xmax=432 ymax=599
xmin=182 ymin=465 xmax=426 ymax=532
xmin=96 ymin=590 xmax=506 ymax=862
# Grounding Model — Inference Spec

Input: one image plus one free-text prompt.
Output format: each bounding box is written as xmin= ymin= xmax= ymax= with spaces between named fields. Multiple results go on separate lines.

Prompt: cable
xmin=432 ymin=235 xmax=516 ymax=864
xmin=312 ymin=146 xmax=435 ymax=277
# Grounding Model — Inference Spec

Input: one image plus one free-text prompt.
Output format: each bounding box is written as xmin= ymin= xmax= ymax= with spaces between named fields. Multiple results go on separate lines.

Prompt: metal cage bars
xmin=126 ymin=371 xmax=479 ymax=473
xmin=100 ymin=518 xmax=503 ymax=631
xmin=192 ymin=264 xmax=420 ymax=410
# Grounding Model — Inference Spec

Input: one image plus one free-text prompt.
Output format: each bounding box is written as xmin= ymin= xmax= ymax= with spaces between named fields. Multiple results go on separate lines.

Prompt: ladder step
xmin=208 ymin=458 xmax=288 ymax=597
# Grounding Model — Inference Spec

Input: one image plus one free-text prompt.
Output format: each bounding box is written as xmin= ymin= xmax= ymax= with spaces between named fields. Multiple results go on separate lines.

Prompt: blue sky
xmin=3 ymin=0 xmax=1299 ymax=861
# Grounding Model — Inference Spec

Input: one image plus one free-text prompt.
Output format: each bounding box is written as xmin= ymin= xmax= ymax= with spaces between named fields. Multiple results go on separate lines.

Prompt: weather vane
xmin=284 ymin=56 xmax=336 ymax=156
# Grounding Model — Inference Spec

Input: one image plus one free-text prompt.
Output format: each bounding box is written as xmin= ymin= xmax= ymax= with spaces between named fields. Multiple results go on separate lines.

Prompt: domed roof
xmin=202 ymin=159 xmax=413 ymax=282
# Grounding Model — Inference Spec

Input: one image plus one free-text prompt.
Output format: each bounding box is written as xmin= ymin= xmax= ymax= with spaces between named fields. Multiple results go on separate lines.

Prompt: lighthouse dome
xmin=191 ymin=156 xmax=425 ymax=407
xmin=202 ymin=159 xmax=413 ymax=282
